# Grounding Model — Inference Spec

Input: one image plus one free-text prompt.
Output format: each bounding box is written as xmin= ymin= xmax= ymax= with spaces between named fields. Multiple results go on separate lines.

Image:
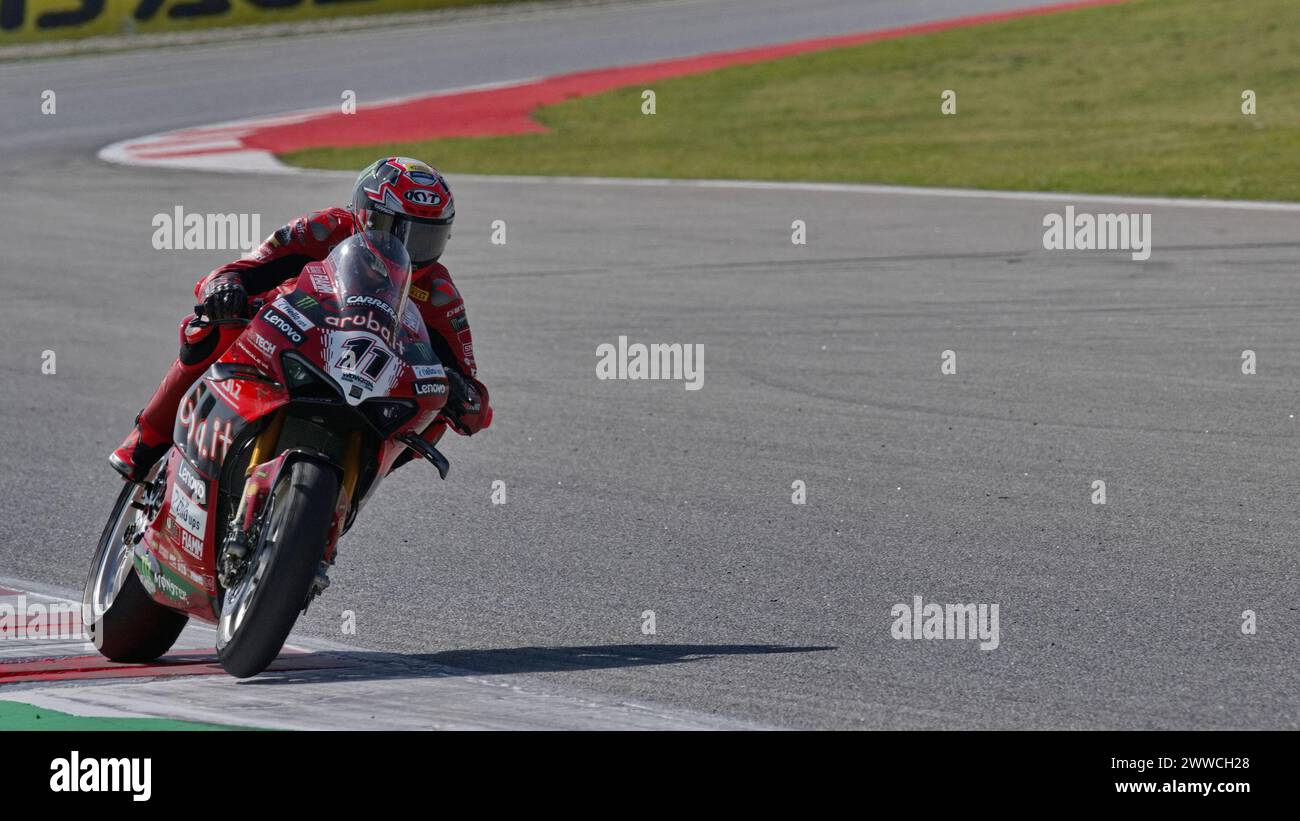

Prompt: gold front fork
xmin=229 ymin=408 xmax=286 ymax=531
xmin=236 ymin=409 xmax=361 ymax=525
xmin=340 ymin=431 xmax=362 ymax=503
xmin=245 ymin=407 xmax=286 ymax=477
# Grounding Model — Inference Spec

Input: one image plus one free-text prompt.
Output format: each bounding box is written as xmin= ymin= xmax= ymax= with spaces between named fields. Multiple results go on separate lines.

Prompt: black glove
xmin=201 ymin=279 xmax=248 ymax=320
xmin=442 ymin=369 xmax=483 ymax=434
xmin=445 ymin=368 xmax=471 ymax=407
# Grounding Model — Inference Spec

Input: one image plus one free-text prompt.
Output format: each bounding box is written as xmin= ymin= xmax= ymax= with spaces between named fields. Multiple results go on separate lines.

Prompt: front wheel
xmin=216 ymin=458 xmax=338 ymax=678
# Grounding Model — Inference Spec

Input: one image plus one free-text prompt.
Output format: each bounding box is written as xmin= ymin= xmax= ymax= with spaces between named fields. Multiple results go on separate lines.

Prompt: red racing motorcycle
xmin=84 ymin=232 xmax=454 ymax=678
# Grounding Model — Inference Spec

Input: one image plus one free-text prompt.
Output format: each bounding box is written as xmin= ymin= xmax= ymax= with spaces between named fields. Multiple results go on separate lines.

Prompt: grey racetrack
xmin=1 ymin=0 xmax=1297 ymax=729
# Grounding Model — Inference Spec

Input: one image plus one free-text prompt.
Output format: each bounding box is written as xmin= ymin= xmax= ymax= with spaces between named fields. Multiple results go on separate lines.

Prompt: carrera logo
xmin=176 ymin=460 xmax=207 ymax=507
xmin=346 ymin=294 xmax=397 ymax=320
xmin=263 ymin=310 xmax=304 ymax=344
xmin=404 ymin=190 xmax=441 ymax=205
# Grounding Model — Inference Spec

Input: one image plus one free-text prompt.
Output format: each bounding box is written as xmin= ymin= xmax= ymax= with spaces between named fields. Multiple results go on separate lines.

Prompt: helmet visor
xmin=361 ymin=209 xmax=451 ymax=266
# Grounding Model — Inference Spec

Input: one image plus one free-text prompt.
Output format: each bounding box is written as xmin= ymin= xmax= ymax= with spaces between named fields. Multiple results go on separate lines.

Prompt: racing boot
xmin=109 ymin=416 xmax=172 ymax=483
xmin=109 ymin=318 xmax=228 ymax=481
xmin=109 ymin=356 xmax=208 ymax=481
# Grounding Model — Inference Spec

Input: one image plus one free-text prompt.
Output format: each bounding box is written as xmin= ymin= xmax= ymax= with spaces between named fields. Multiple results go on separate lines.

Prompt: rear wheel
xmin=83 ymin=468 xmax=188 ymax=662
xmin=216 ymin=458 xmax=338 ymax=678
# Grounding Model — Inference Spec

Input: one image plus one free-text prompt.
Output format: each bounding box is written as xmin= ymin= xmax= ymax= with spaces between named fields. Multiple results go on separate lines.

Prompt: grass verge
xmin=285 ymin=0 xmax=1300 ymax=200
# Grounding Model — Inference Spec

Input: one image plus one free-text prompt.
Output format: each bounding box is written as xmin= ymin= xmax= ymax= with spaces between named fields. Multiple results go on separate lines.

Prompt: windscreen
xmin=323 ymin=230 xmax=413 ymax=348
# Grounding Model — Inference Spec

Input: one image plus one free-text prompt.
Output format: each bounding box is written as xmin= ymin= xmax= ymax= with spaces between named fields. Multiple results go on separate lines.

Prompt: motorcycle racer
xmin=110 ymin=157 xmax=491 ymax=481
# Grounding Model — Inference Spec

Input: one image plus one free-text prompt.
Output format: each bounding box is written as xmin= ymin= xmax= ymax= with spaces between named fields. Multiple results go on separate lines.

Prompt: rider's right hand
xmin=201 ymin=279 xmax=249 ymax=321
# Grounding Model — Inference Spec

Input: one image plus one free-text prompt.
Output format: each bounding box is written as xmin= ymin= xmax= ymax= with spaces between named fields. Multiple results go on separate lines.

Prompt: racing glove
xmin=443 ymin=369 xmax=491 ymax=436
xmin=201 ymin=279 xmax=249 ymax=320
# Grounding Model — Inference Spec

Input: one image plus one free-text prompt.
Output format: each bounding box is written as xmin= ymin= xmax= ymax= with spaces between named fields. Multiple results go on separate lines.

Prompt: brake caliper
xmin=218 ymin=530 xmax=251 ymax=590
xmin=219 ymin=467 xmax=274 ymax=589
xmin=127 ymin=466 xmax=168 ymax=546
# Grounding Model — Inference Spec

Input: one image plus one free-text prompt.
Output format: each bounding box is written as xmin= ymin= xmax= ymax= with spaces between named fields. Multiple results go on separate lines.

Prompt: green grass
xmin=284 ymin=0 xmax=1300 ymax=201
xmin=0 ymin=700 xmax=248 ymax=731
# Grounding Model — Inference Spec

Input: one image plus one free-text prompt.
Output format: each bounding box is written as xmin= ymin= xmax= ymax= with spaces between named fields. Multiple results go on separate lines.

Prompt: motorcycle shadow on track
xmin=237 ymin=643 xmax=835 ymax=685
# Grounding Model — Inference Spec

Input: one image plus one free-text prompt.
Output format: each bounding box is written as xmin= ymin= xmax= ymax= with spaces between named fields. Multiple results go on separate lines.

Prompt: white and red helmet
xmin=351 ymin=157 xmax=455 ymax=267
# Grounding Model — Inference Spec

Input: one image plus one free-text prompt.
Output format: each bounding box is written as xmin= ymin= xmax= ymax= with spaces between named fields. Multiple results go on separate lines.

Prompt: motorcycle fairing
xmin=134 ymin=256 xmax=449 ymax=624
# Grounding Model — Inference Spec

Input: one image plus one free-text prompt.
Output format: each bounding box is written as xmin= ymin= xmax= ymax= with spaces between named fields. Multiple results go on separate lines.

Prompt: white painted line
xmin=3 ymin=692 xmax=160 ymax=720
xmin=97 ymin=78 xmax=536 ymax=174
xmin=0 ymin=577 xmax=765 ymax=730
xmin=442 ymin=173 xmax=1300 ymax=212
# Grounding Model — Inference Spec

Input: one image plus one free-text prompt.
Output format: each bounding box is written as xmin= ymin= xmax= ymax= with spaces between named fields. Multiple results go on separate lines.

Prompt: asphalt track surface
xmin=2 ymin=0 xmax=1298 ymax=729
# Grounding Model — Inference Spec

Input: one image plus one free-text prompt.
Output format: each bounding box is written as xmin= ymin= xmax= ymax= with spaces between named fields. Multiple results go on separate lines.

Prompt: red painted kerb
xmin=135 ymin=0 xmax=1128 ymax=161
xmin=0 ymin=649 xmax=344 ymax=684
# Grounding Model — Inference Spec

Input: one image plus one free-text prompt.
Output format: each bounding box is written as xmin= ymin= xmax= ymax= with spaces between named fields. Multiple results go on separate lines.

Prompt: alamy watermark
xmin=596 ymin=336 xmax=704 ymax=391
xmin=0 ymin=595 xmax=85 ymax=641
xmin=50 ymin=752 xmax=151 ymax=802
xmin=891 ymin=595 xmax=1000 ymax=650
xmin=1042 ymin=205 xmax=1151 ymax=261
xmin=152 ymin=207 xmax=261 ymax=252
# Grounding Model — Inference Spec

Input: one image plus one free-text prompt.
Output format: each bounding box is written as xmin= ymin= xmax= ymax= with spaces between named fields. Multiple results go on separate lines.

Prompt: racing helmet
xmin=350 ymin=157 xmax=455 ymax=267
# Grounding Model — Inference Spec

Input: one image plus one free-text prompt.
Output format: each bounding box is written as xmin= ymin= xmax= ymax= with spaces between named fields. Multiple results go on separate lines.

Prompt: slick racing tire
xmin=84 ymin=477 xmax=189 ymax=662
xmin=216 ymin=458 xmax=337 ymax=679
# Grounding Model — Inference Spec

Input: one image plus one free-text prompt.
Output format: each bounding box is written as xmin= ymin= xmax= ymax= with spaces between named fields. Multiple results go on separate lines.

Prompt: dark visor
xmin=363 ymin=209 xmax=451 ymax=265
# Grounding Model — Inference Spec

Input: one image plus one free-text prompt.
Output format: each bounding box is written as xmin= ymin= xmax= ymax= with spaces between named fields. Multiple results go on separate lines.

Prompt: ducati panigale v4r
xmin=84 ymin=232 xmax=455 ymax=678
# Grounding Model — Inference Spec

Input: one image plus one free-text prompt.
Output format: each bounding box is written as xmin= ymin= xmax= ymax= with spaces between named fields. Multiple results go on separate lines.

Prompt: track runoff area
xmin=3 ymin=0 xmax=1296 ymax=804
